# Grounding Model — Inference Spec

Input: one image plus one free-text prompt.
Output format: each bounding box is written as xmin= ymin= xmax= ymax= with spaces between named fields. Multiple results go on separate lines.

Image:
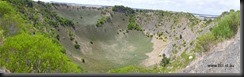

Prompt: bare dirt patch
xmin=140 ymin=37 xmax=168 ymax=67
xmin=72 ymin=55 xmax=81 ymax=61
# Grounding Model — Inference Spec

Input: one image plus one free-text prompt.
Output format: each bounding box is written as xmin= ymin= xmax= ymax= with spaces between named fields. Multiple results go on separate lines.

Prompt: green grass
xmin=108 ymin=65 xmax=157 ymax=73
xmin=54 ymin=9 xmax=153 ymax=72
xmin=158 ymin=51 xmax=195 ymax=73
xmin=109 ymin=49 xmax=196 ymax=73
xmin=53 ymin=6 xmax=102 ymax=26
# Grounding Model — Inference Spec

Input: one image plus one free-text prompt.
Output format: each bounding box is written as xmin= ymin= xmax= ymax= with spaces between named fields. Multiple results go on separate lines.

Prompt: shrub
xmin=195 ymin=32 xmax=215 ymax=52
xmin=0 ymin=3 xmax=30 ymax=36
xmin=96 ymin=16 xmax=108 ymax=27
xmin=74 ymin=44 xmax=80 ymax=49
xmin=70 ymin=37 xmax=74 ymax=41
xmin=211 ymin=10 xmax=240 ymax=40
xmin=160 ymin=54 xmax=170 ymax=67
xmin=0 ymin=1 xmax=15 ymax=16
xmin=190 ymin=41 xmax=194 ymax=46
xmin=158 ymin=32 xmax=163 ymax=37
xmin=0 ymin=33 xmax=82 ymax=73
xmin=193 ymin=10 xmax=240 ymax=53
xmin=127 ymin=15 xmax=142 ymax=31
xmin=68 ymin=31 xmax=74 ymax=41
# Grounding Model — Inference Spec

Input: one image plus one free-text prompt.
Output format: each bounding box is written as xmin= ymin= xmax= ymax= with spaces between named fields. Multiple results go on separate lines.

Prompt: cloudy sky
xmin=33 ymin=0 xmax=240 ymax=15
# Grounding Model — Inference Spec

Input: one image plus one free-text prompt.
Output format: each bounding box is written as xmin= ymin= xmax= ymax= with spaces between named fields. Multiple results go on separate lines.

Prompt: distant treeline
xmin=112 ymin=5 xmax=135 ymax=15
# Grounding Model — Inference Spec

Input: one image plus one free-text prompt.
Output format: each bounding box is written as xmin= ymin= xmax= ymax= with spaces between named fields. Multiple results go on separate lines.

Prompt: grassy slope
xmin=53 ymin=6 xmax=102 ymax=26
xmin=53 ymin=5 xmax=153 ymax=73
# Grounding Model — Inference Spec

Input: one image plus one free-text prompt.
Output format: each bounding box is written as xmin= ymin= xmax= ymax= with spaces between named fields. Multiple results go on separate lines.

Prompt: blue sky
xmin=34 ymin=0 xmax=240 ymax=15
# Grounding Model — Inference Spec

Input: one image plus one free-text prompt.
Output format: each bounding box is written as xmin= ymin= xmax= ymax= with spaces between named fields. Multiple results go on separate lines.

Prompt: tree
xmin=230 ymin=9 xmax=235 ymax=13
xmin=160 ymin=54 xmax=170 ymax=67
xmin=112 ymin=5 xmax=135 ymax=15
xmin=180 ymin=34 xmax=182 ymax=39
xmin=0 ymin=33 xmax=82 ymax=73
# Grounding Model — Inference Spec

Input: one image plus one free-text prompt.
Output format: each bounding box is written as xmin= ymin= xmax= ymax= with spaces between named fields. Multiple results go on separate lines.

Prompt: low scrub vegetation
xmin=0 ymin=1 xmax=82 ymax=73
xmin=127 ymin=15 xmax=142 ymax=31
xmin=74 ymin=44 xmax=80 ymax=49
xmin=211 ymin=10 xmax=240 ymax=41
xmin=0 ymin=1 xmax=32 ymax=37
xmin=195 ymin=32 xmax=215 ymax=52
xmin=193 ymin=10 xmax=240 ymax=53
xmin=0 ymin=33 xmax=82 ymax=73
xmin=96 ymin=16 xmax=109 ymax=27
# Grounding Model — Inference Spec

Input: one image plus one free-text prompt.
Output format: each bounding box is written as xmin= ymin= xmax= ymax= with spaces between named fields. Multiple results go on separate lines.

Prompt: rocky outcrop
xmin=179 ymin=28 xmax=240 ymax=73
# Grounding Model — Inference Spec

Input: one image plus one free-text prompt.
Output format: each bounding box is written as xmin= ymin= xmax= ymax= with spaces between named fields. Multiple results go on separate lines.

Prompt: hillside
xmin=0 ymin=0 xmax=240 ymax=73
xmin=180 ymin=28 xmax=240 ymax=73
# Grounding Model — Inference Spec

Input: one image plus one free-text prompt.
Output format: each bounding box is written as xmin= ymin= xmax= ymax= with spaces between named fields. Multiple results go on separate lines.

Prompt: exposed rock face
xmin=0 ymin=68 xmax=11 ymax=73
xmin=179 ymin=28 xmax=240 ymax=73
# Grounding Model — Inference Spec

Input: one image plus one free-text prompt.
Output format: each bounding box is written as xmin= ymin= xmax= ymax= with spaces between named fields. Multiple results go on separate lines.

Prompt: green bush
xmin=68 ymin=31 xmax=74 ymax=41
xmin=127 ymin=15 xmax=142 ymax=31
xmin=195 ymin=32 xmax=215 ymax=52
xmin=0 ymin=1 xmax=32 ymax=37
xmin=74 ymin=44 xmax=80 ymax=49
xmin=0 ymin=1 xmax=15 ymax=16
xmin=0 ymin=33 xmax=82 ymax=73
xmin=211 ymin=10 xmax=240 ymax=41
xmin=157 ymin=32 xmax=163 ymax=37
xmin=96 ymin=16 xmax=108 ymax=27
xmin=160 ymin=54 xmax=170 ymax=67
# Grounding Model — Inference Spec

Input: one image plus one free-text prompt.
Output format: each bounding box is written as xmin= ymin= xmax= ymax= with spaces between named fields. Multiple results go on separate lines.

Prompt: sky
xmin=33 ymin=0 xmax=240 ymax=15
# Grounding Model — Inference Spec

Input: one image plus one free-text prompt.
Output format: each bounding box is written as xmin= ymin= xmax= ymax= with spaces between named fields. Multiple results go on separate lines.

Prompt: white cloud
xmin=33 ymin=0 xmax=240 ymax=15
